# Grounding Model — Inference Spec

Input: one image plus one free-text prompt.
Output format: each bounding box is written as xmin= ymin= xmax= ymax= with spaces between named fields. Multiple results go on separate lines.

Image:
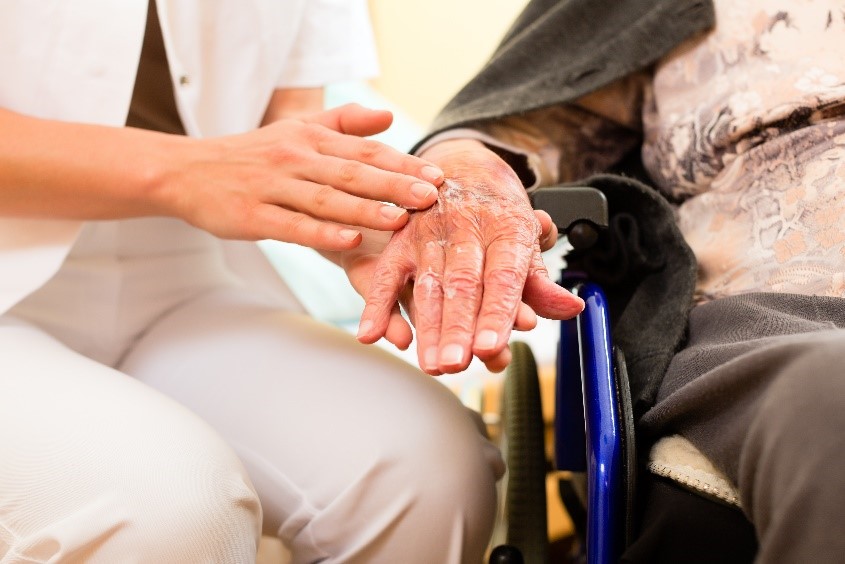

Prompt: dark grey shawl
xmin=415 ymin=0 xmax=715 ymax=418
xmin=420 ymin=0 xmax=715 ymax=139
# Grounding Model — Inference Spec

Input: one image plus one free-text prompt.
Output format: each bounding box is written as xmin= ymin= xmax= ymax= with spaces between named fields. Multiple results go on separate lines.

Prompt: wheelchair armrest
xmin=530 ymin=186 xmax=608 ymax=250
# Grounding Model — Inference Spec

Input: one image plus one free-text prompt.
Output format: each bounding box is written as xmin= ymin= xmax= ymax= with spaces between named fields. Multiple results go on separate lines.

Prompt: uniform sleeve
xmin=276 ymin=0 xmax=379 ymax=88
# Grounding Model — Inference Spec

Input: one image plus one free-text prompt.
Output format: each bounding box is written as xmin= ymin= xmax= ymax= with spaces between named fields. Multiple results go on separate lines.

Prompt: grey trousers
xmin=640 ymin=292 xmax=845 ymax=563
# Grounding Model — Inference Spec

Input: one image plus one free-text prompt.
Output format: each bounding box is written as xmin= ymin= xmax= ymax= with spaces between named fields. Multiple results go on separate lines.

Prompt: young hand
xmin=163 ymin=104 xmax=443 ymax=250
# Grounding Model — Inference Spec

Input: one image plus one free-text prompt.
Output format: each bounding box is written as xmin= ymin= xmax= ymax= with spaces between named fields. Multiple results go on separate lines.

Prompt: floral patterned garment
xmin=643 ymin=0 xmax=845 ymax=302
xmin=472 ymin=0 xmax=845 ymax=302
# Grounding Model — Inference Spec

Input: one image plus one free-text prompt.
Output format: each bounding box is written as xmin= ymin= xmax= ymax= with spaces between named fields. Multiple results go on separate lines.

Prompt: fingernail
xmin=357 ymin=320 xmax=373 ymax=339
xmin=440 ymin=343 xmax=464 ymax=366
xmin=474 ymin=329 xmax=499 ymax=351
xmin=339 ymin=229 xmax=360 ymax=241
xmin=424 ymin=346 xmax=439 ymax=371
xmin=421 ymin=165 xmax=443 ymax=183
xmin=411 ymin=182 xmax=436 ymax=201
xmin=380 ymin=205 xmax=407 ymax=221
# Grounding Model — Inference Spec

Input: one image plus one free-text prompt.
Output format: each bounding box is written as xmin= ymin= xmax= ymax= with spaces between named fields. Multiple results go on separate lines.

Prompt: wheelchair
xmin=489 ymin=185 xmax=757 ymax=564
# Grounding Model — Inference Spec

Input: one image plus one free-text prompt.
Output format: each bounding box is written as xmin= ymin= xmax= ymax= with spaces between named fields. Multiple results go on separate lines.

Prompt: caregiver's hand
xmin=163 ymin=104 xmax=442 ymax=249
xmin=355 ymin=138 xmax=584 ymax=375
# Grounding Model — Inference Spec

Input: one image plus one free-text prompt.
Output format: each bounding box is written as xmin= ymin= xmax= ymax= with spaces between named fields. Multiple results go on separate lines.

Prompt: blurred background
xmin=366 ymin=0 xmax=529 ymax=139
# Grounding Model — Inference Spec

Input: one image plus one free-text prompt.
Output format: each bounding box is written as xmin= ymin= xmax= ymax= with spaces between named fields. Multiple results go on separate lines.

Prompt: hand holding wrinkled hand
xmin=354 ymin=139 xmax=584 ymax=375
xmin=164 ymin=104 xmax=442 ymax=250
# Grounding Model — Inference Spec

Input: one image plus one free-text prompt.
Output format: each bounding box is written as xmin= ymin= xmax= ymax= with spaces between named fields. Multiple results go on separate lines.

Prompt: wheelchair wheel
xmin=501 ymin=341 xmax=548 ymax=564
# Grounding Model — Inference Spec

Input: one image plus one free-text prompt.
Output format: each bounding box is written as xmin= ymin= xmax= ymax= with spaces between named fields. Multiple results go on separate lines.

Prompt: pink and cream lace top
xmin=472 ymin=0 xmax=845 ymax=302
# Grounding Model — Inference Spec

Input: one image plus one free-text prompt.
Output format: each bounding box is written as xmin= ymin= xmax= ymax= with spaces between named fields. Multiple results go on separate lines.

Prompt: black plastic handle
xmin=530 ymin=185 xmax=608 ymax=250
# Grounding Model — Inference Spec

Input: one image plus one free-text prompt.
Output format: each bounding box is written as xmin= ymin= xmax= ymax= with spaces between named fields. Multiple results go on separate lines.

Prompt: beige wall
xmin=367 ymin=0 xmax=529 ymax=127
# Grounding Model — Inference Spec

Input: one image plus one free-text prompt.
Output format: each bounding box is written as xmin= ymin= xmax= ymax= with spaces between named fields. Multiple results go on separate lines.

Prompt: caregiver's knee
xmin=291 ymin=397 xmax=501 ymax=563
xmin=98 ymin=393 xmax=263 ymax=561
xmin=369 ymin=402 xmax=501 ymax=548
xmin=120 ymin=450 xmax=262 ymax=563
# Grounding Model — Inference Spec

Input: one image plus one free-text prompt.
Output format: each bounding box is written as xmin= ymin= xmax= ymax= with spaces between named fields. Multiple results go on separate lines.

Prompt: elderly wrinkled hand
xmin=355 ymin=138 xmax=584 ymax=375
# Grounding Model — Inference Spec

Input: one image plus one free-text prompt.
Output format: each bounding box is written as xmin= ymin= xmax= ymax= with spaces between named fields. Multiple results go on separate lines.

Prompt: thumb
xmin=522 ymin=272 xmax=585 ymax=320
xmin=304 ymin=103 xmax=394 ymax=137
xmin=534 ymin=209 xmax=559 ymax=252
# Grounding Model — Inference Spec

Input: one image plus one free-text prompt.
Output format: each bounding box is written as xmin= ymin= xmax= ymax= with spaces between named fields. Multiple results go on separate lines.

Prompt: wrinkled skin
xmin=350 ymin=139 xmax=584 ymax=375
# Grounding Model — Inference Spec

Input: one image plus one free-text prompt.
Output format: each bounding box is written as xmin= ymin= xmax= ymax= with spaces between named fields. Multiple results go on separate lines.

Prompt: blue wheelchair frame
xmin=556 ymin=276 xmax=625 ymax=563
xmin=538 ymin=185 xmax=634 ymax=563
xmin=491 ymin=186 xmax=634 ymax=564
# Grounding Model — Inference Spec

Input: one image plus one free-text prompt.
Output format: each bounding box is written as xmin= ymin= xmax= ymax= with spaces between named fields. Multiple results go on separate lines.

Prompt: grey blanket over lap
xmin=414 ymin=0 xmax=716 ymax=418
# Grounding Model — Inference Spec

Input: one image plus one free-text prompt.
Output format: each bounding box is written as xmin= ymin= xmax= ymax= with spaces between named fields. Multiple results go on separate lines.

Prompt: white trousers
xmin=0 ymin=219 xmax=503 ymax=563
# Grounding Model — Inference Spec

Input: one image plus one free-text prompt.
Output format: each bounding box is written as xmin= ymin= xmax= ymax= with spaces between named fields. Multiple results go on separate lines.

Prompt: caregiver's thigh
xmin=0 ymin=318 xmax=261 ymax=563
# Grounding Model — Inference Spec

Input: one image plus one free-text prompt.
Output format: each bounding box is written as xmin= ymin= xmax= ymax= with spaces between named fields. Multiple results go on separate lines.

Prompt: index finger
xmin=357 ymin=246 xmax=415 ymax=344
xmin=303 ymin=103 xmax=393 ymax=137
xmin=312 ymin=132 xmax=442 ymax=209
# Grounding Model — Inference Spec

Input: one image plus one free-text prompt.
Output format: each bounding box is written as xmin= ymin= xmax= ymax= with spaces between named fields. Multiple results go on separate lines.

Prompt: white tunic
xmin=0 ymin=0 xmax=379 ymax=315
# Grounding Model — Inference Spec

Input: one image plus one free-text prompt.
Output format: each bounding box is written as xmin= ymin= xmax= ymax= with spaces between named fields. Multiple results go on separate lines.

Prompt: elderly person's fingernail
xmin=474 ymin=330 xmax=499 ymax=351
xmin=440 ymin=343 xmax=464 ymax=366
xmin=357 ymin=320 xmax=373 ymax=339
xmin=424 ymin=346 xmax=439 ymax=371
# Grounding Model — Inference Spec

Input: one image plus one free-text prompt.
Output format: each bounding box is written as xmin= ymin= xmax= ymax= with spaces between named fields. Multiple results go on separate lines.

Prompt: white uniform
xmin=0 ymin=2 xmax=502 ymax=562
